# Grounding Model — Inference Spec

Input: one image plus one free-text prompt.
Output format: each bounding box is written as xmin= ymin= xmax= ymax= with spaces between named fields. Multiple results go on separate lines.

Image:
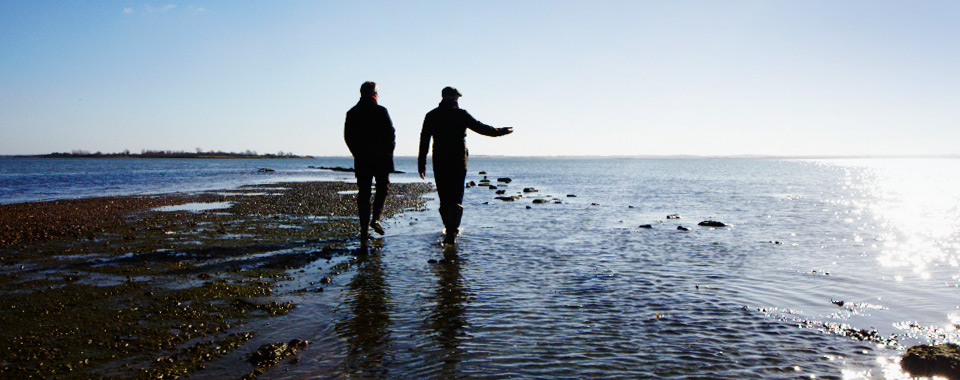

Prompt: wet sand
xmin=0 ymin=181 xmax=431 ymax=379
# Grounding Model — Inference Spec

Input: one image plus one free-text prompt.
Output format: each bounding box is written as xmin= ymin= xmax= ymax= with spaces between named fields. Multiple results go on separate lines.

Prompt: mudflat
xmin=0 ymin=181 xmax=431 ymax=379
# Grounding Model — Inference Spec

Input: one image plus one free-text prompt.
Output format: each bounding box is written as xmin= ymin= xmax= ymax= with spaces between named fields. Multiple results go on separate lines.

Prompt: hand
xmin=502 ymin=127 xmax=514 ymax=135
xmin=419 ymin=170 xmax=426 ymax=180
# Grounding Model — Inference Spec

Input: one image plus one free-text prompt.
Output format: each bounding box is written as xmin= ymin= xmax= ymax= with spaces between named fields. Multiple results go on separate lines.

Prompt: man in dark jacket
xmin=345 ymin=81 xmax=395 ymax=241
xmin=418 ymin=86 xmax=513 ymax=244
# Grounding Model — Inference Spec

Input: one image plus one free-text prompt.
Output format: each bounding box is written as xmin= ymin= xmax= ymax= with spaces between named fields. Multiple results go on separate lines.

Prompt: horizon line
xmin=3 ymin=153 xmax=960 ymax=160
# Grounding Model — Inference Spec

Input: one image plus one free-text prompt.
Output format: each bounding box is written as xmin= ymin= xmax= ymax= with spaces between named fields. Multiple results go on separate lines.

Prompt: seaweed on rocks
xmin=0 ymin=181 xmax=432 ymax=379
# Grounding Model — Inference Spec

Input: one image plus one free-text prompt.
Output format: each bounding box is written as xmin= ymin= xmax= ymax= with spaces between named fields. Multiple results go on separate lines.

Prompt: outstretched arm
xmin=463 ymin=110 xmax=513 ymax=137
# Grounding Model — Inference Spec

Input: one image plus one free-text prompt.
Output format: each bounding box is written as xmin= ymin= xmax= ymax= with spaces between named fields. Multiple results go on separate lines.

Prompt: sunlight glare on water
xmin=828 ymin=159 xmax=960 ymax=283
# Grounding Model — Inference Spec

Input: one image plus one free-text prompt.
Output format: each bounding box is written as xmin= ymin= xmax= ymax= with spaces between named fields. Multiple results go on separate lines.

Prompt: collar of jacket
xmin=358 ymin=96 xmax=377 ymax=105
xmin=439 ymin=98 xmax=459 ymax=108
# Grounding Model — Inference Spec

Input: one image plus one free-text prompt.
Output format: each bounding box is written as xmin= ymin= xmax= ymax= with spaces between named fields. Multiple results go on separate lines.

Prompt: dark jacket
xmin=418 ymin=99 xmax=509 ymax=173
xmin=345 ymin=97 xmax=395 ymax=175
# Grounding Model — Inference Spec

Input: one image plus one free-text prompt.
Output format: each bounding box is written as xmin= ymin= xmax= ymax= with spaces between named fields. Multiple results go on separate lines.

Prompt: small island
xmin=28 ymin=149 xmax=313 ymax=159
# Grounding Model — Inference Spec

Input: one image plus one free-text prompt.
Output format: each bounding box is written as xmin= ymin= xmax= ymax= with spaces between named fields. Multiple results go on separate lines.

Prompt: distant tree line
xmin=39 ymin=149 xmax=311 ymax=159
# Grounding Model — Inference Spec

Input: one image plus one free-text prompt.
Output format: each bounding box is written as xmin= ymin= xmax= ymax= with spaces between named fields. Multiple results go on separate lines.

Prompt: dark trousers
xmin=434 ymin=168 xmax=466 ymax=234
xmin=356 ymin=172 xmax=389 ymax=231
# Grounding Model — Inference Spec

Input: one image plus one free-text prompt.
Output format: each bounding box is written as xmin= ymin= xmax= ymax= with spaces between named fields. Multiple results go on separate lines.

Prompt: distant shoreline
xmin=13 ymin=151 xmax=314 ymax=159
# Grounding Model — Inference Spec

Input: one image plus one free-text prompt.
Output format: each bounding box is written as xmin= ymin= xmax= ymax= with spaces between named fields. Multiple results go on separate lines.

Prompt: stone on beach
xmin=247 ymin=339 xmax=309 ymax=367
xmin=901 ymin=343 xmax=960 ymax=380
xmin=698 ymin=220 xmax=726 ymax=227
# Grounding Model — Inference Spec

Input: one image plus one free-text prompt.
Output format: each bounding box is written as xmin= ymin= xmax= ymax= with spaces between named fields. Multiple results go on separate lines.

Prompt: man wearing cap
xmin=345 ymin=81 xmax=395 ymax=242
xmin=418 ymin=86 xmax=514 ymax=245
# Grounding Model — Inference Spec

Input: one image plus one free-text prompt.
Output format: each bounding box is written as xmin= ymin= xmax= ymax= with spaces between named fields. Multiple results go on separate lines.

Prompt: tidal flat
xmin=0 ymin=181 xmax=431 ymax=379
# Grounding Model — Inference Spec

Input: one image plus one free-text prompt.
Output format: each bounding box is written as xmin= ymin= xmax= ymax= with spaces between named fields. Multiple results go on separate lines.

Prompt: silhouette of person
xmin=418 ymin=86 xmax=513 ymax=244
xmin=345 ymin=81 xmax=395 ymax=241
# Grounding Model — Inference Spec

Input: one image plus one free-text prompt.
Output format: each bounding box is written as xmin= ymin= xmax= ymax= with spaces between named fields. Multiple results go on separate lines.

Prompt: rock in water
xmin=677 ymin=226 xmax=689 ymax=231
xmin=901 ymin=343 xmax=960 ymax=380
xmin=698 ymin=220 xmax=726 ymax=227
xmin=496 ymin=190 xmax=507 ymax=195
xmin=497 ymin=177 xmax=512 ymax=183
xmin=523 ymin=187 xmax=538 ymax=193
xmin=638 ymin=224 xmax=653 ymax=229
xmin=248 ymin=339 xmax=309 ymax=367
xmin=666 ymin=214 xmax=681 ymax=219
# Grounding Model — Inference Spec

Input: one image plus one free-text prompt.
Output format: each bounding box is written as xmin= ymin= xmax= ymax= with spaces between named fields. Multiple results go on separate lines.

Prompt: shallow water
xmin=152 ymin=201 xmax=234 ymax=212
xmin=173 ymin=157 xmax=958 ymax=379
xmin=5 ymin=157 xmax=959 ymax=378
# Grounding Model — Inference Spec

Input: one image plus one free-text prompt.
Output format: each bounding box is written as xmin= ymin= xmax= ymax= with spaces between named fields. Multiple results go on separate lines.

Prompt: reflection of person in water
xmin=429 ymin=247 xmax=470 ymax=376
xmin=418 ymin=86 xmax=513 ymax=245
xmin=335 ymin=247 xmax=392 ymax=377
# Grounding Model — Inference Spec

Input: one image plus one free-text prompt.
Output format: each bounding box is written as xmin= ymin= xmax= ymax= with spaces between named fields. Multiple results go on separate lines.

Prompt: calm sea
xmin=2 ymin=156 xmax=958 ymax=379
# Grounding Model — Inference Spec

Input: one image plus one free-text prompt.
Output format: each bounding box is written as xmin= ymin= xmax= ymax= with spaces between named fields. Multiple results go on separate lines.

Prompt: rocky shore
xmin=0 ymin=181 xmax=431 ymax=379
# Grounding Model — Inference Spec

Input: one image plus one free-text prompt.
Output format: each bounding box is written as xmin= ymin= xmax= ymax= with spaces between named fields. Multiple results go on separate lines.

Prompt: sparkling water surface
xmin=2 ymin=157 xmax=958 ymax=379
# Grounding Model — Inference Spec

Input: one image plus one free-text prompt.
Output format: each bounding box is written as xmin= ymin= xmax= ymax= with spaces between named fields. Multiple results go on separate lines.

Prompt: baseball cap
xmin=442 ymin=86 xmax=462 ymax=97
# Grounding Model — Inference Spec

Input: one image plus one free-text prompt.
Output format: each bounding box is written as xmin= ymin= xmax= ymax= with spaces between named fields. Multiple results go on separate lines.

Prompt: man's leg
xmin=435 ymin=168 xmax=466 ymax=243
xmin=448 ymin=169 xmax=466 ymax=232
xmin=370 ymin=172 xmax=389 ymax=235
xmin=356 ymin=173 xmax=373 ymax=240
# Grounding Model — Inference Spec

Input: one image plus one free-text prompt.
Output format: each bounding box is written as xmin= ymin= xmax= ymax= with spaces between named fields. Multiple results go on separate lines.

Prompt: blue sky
xmin=1 ymin=1 xmax=958 ymax=156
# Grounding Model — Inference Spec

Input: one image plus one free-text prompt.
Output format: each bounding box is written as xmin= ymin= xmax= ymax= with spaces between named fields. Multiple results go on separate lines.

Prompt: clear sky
xmin=2 ymin=1 xmax=958 ymax=157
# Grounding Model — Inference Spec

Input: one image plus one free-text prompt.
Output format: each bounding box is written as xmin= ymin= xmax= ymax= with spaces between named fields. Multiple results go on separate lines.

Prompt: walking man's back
xmin=418 ymin=86 xmax=513 ymax=244
xmin=345 ymin=81 xmax=395 ymax=242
